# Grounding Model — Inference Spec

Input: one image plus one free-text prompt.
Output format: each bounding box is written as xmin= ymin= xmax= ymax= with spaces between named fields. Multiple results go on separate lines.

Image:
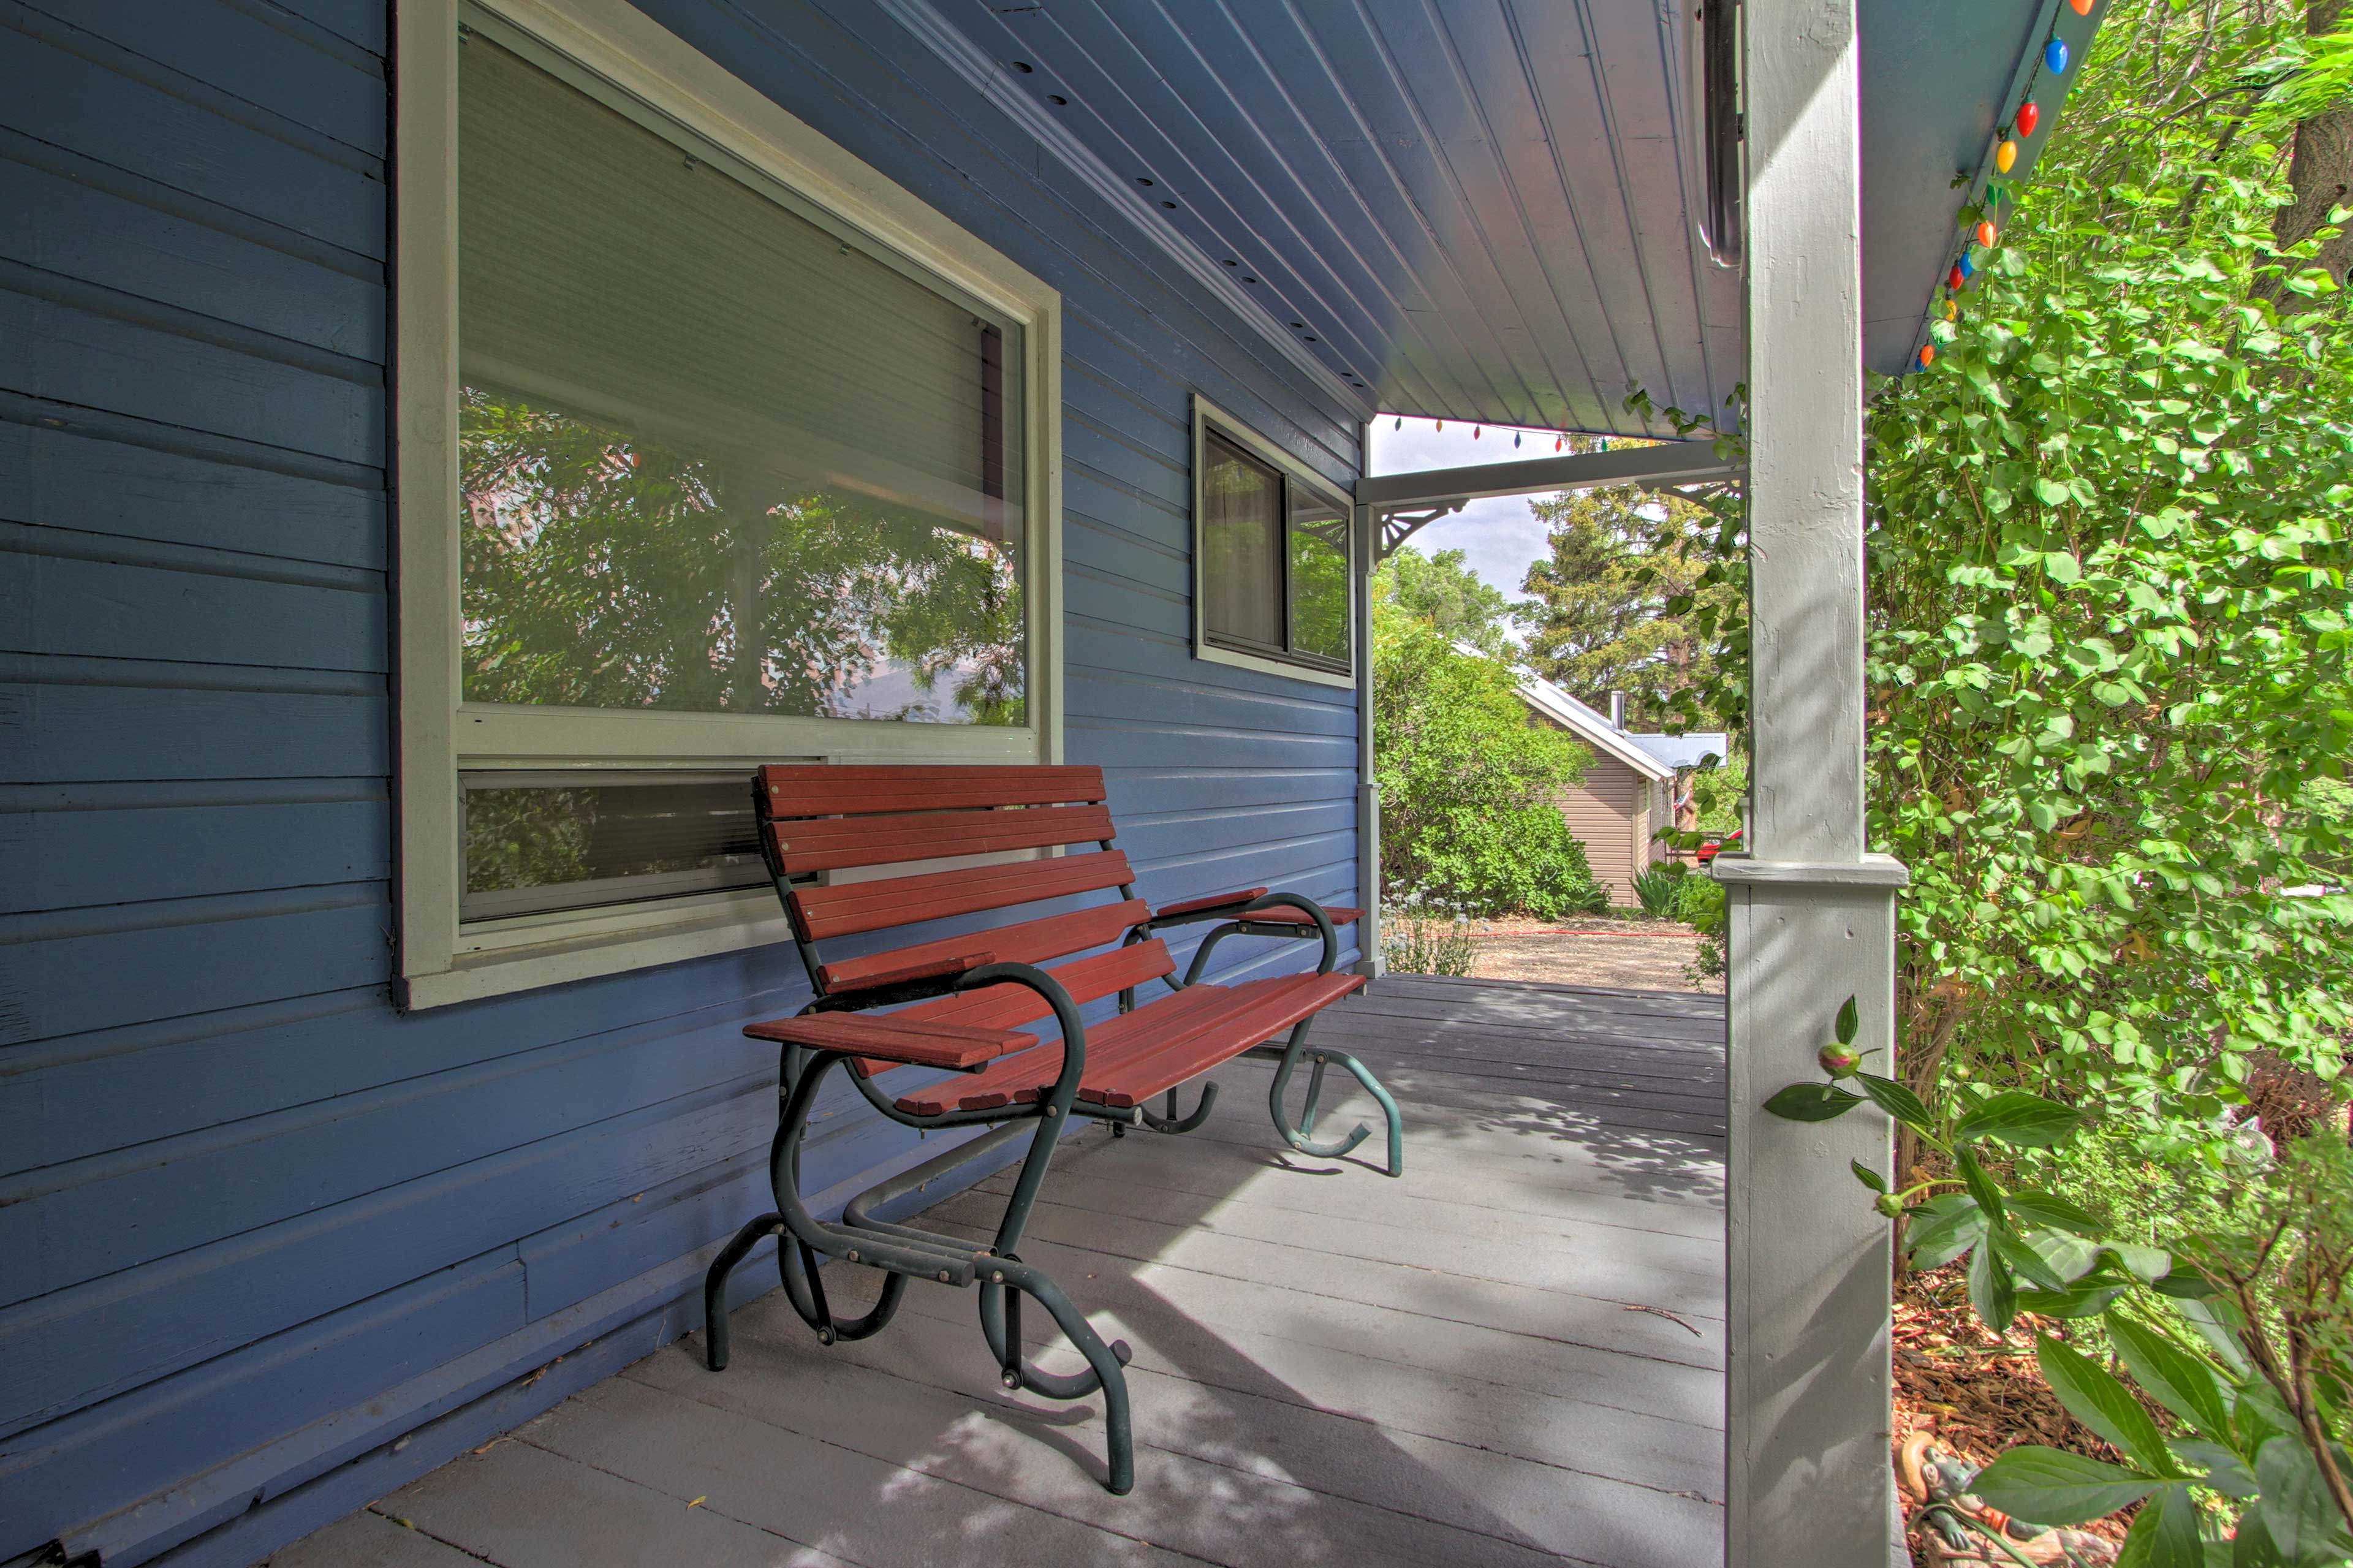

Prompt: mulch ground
xmin=1893 ymin=1265 xmax=2135 ymax=1558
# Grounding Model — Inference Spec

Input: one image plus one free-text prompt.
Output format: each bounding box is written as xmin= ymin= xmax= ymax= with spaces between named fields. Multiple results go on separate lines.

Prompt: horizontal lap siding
xmin=0 ymin=2 xmax=1358 ymax=1564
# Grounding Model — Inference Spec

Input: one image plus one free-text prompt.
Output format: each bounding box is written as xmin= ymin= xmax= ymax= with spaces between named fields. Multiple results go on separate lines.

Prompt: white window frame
xmin=1189 ymin=395 xmax=1355 ymax=689
xmin=393 ymin=0 xmax=1064 ymax=1009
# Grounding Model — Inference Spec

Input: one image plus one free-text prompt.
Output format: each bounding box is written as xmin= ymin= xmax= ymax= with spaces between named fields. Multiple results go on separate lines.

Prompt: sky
xmin=1366 ymin=417 xmax=1566 ymax=609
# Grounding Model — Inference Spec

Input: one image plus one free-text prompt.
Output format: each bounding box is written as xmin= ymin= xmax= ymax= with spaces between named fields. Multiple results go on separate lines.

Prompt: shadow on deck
xmin=273 ymin=976 xmax=1727 ymax=1568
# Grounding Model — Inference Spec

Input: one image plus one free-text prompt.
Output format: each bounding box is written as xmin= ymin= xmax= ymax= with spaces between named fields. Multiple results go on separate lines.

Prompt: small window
xmin=1191 ymin=400 xmax=1355 ymax=684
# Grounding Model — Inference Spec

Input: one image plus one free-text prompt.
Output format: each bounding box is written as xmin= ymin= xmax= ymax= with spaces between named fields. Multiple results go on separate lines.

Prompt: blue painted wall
xmin=0 ymin=2 xmax=1362 ymax=1562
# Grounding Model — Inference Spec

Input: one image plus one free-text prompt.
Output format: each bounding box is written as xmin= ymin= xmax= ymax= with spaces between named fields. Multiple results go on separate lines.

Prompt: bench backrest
xmin=752 ymin=763 xmax=1174 ymax=1004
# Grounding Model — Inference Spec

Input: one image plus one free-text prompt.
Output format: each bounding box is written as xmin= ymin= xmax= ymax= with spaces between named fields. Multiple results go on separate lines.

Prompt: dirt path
xmin=1461 ymin=923 xmax=1718 ymax=993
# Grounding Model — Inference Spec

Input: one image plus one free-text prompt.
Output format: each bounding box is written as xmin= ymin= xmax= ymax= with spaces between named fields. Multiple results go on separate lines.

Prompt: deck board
xmin=271 ymin=979 xmax=1727 ymax=1568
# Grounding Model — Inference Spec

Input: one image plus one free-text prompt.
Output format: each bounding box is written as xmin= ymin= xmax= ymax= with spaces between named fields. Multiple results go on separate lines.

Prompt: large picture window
xmin=1191 ymin=399 xmax=1355 ymax=686
xmin=396 ymin=0 xmax=1063 ymax=1006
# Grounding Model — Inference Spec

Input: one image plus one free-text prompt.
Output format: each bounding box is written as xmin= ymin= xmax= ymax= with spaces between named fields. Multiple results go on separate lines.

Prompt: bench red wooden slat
xmin=1055 ymin=984 xmax=1292 ymax=1110
xmin=757 ymin=763 xmax=1106 ymax=817
xmin=1154 ymin=886 xmax=1268 ymax=919
xmin=1228 ymin=905 xmax=1362 ymax=927
xmin=899 ymin=937 xmax=1175 ymax=1034
xmin=1077 ymin=972 xmax=1366 ymax=1108
xmin=886 ymin=985 xmax=1237 ymax=1116
xmin=890 ymin=1040 xmax=1062 ymax=1115
xmin=885 ymin=973 xmax=1368 ymax=1118
xmin=814 ymin=898 xmax=1150 ymax=994
xmin=741 ymin=1011 xmax=1037 ymax=1071
xmin=820 ymin=950 xmax=996 ymax=995
xmin=792 ymin=850 xmax=1134 ymax=942
xmin=771 ymin=802 xmax=1114 ymax=876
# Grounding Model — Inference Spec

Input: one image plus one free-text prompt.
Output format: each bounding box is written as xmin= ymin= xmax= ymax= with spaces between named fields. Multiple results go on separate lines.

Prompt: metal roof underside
xmin=907 ymin=0 xmax=2078 ymax=437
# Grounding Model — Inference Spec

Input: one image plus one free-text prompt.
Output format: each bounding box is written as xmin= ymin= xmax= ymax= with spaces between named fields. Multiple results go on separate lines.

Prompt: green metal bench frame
xmin=700 ymin=763 xmax=1403 ymax=1493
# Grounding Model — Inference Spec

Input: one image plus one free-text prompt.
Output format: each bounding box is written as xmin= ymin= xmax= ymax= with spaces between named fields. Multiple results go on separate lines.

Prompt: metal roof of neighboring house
xmin=890 ymin=0 xmax=2102 ymax=436
xmin=1624 ymin=730 xmax=1732 ymax=771
xmin=1512 ymin=672 xmax=1677 ymax=783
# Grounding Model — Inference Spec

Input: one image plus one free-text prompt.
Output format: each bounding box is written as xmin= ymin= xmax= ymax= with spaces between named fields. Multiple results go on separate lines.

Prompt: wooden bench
xmin=700 ymin=763 xmax=1403 ymax=1494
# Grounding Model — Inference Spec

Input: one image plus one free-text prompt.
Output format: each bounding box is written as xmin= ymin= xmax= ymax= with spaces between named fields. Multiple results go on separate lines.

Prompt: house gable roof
xmin=1512 ymin=673 xmax=1676 ymax=784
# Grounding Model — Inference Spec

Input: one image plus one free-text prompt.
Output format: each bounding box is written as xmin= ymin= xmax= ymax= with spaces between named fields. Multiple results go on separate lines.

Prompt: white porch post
xmin=1354 ymin=495 xmax=1382 ymax=977
xmin=1719 ymin=2 xmax=1909 ymax=1564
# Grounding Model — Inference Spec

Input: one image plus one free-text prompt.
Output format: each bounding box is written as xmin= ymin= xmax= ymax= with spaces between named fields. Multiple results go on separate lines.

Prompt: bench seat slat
xmin=794 ymin=851 xmax=1134 ymax=942
xmin=814 ymin=898 xmax=1150 ymax=994
xmin=887 ymin=971 xmax=1366 ymax=1116
xmin=758 ymin=763 xmax=1106 ymax=817
xmin=898 ymin=938 xmax=1175 ymax=1034
xmin=885 ymin=986 xmax=1233 ymax=1116
xmin=772 ymin=803 xmax=1115 ymax=876
xmin=1077 ymin=972 xmax=1366 ymax=1108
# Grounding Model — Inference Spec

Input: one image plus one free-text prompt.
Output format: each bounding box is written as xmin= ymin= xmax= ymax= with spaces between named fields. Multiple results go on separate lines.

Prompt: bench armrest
xmin=820 ymin=949 xmax=996 ymax=997
xmin=1150 ymin=887 xmax=1268 ymax=923
xmin=743 ymin=1010 xmax=1036 ymax=1072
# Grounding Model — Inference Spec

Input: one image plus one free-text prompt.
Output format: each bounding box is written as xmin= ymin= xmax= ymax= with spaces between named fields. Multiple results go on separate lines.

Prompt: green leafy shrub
xmin=1371 ymin=609 xmax=1608 ymax=919
xmin=1771 ymin=998 xmax=2353 ymax=1562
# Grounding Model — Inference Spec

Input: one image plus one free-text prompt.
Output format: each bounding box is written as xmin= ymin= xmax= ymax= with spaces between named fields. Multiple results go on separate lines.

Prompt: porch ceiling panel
xmin=915 ymin=0 xmax=2058 ymax=437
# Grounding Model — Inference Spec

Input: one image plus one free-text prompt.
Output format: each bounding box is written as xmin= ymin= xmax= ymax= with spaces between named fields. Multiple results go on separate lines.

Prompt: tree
xmin=1372 ymin=607 xmax=1606 ymax=918
xmin=1517 ymin=483 xmax=1739 ymax=729
xmin=1375 ymin=544 xmax=1519 ymax=659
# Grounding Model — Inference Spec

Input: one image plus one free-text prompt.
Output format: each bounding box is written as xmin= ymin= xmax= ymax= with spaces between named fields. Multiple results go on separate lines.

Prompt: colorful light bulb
xmin=1977 ymin=219 xmax=1998 ymax=248
xmin=1918 ymin=345 xmax=1936 ymax=368
xmin=2016 ymin=100 xmax=2040 ymax=138
xmin=2068 ymin=0 xmax=2091 ymax=13
xmin=1958 ymin=254 xmax=1976 ymax=279
xmin=1996 ymin=139 xmax=2018 ymax=174
xmin=1943 ymin=300 xmax=1957 ymax=322
xmin=1949 ymin=264 xmax=1966 ymax=290
xmin=2045 ymin=39 xmax=2069 ymax=74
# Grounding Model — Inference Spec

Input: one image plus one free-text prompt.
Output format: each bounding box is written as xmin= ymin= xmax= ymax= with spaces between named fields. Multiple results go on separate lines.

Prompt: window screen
xmin=1201 ymin=434 xmax=1283 ymax=650
xmin=457 ymin=26 xmax=1025 ymax=729
xmin=460 ymin=771 xmax=770 ymax=922
xmin=1196 ymin=421 xmax=1352 ymax=676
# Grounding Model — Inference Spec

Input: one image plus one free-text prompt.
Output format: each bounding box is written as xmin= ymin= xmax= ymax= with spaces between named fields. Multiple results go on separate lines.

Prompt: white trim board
xmin=392 ymin=0 xmax=1065 ymax=1008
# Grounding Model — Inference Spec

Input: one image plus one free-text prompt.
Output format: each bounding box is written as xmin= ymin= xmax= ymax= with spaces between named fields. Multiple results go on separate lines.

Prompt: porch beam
xmin=1722 ymin=2 xmax=1906 ymax=1566
xmin=1351 ymin=439 xmax=1737 ymax=512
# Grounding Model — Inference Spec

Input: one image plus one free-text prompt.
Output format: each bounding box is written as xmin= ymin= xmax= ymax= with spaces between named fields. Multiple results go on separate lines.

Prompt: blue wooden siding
xmin=0 ymin=1 xmax=1361 ymax=1563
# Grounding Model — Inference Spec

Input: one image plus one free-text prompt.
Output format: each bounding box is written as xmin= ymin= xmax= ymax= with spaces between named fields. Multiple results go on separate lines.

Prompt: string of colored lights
xmin=1915 ymin=0 xmax=2095 ymax=371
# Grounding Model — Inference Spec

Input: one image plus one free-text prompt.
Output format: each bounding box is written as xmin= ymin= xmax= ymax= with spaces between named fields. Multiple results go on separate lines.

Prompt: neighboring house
xmin=1515 ymin=676 xmax=1672 ymax=903
xmin=1513 ymin=678 xmax=1730 ymax=903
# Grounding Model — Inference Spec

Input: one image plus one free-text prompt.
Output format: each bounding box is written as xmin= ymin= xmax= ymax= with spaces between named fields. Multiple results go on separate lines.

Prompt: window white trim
xmin=1188 ymin=395 xmax=1356 ymax=691
xmin=393 ymin=0 xmax=1064 ymax=1009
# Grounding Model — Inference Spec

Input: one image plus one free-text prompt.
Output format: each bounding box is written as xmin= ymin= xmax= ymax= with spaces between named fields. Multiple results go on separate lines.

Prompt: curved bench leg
xmin=983 ymin=1257 xmax=1137 ymax=1494
xmin=1139 ymin=1081 xmax=1218 ymax=1133
xmin=1267 ymin=1021 xmax=1371 ymax=1161
xmin=703 ymin=1211 xmax=782 ymax=1371
xmin=1265 ymin=1026 xmax=1406 ymax=1176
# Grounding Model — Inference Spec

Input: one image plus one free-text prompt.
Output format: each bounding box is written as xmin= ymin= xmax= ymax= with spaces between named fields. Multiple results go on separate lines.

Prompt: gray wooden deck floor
xmin=274 ymin=976 xmax=1726 ymax=1568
